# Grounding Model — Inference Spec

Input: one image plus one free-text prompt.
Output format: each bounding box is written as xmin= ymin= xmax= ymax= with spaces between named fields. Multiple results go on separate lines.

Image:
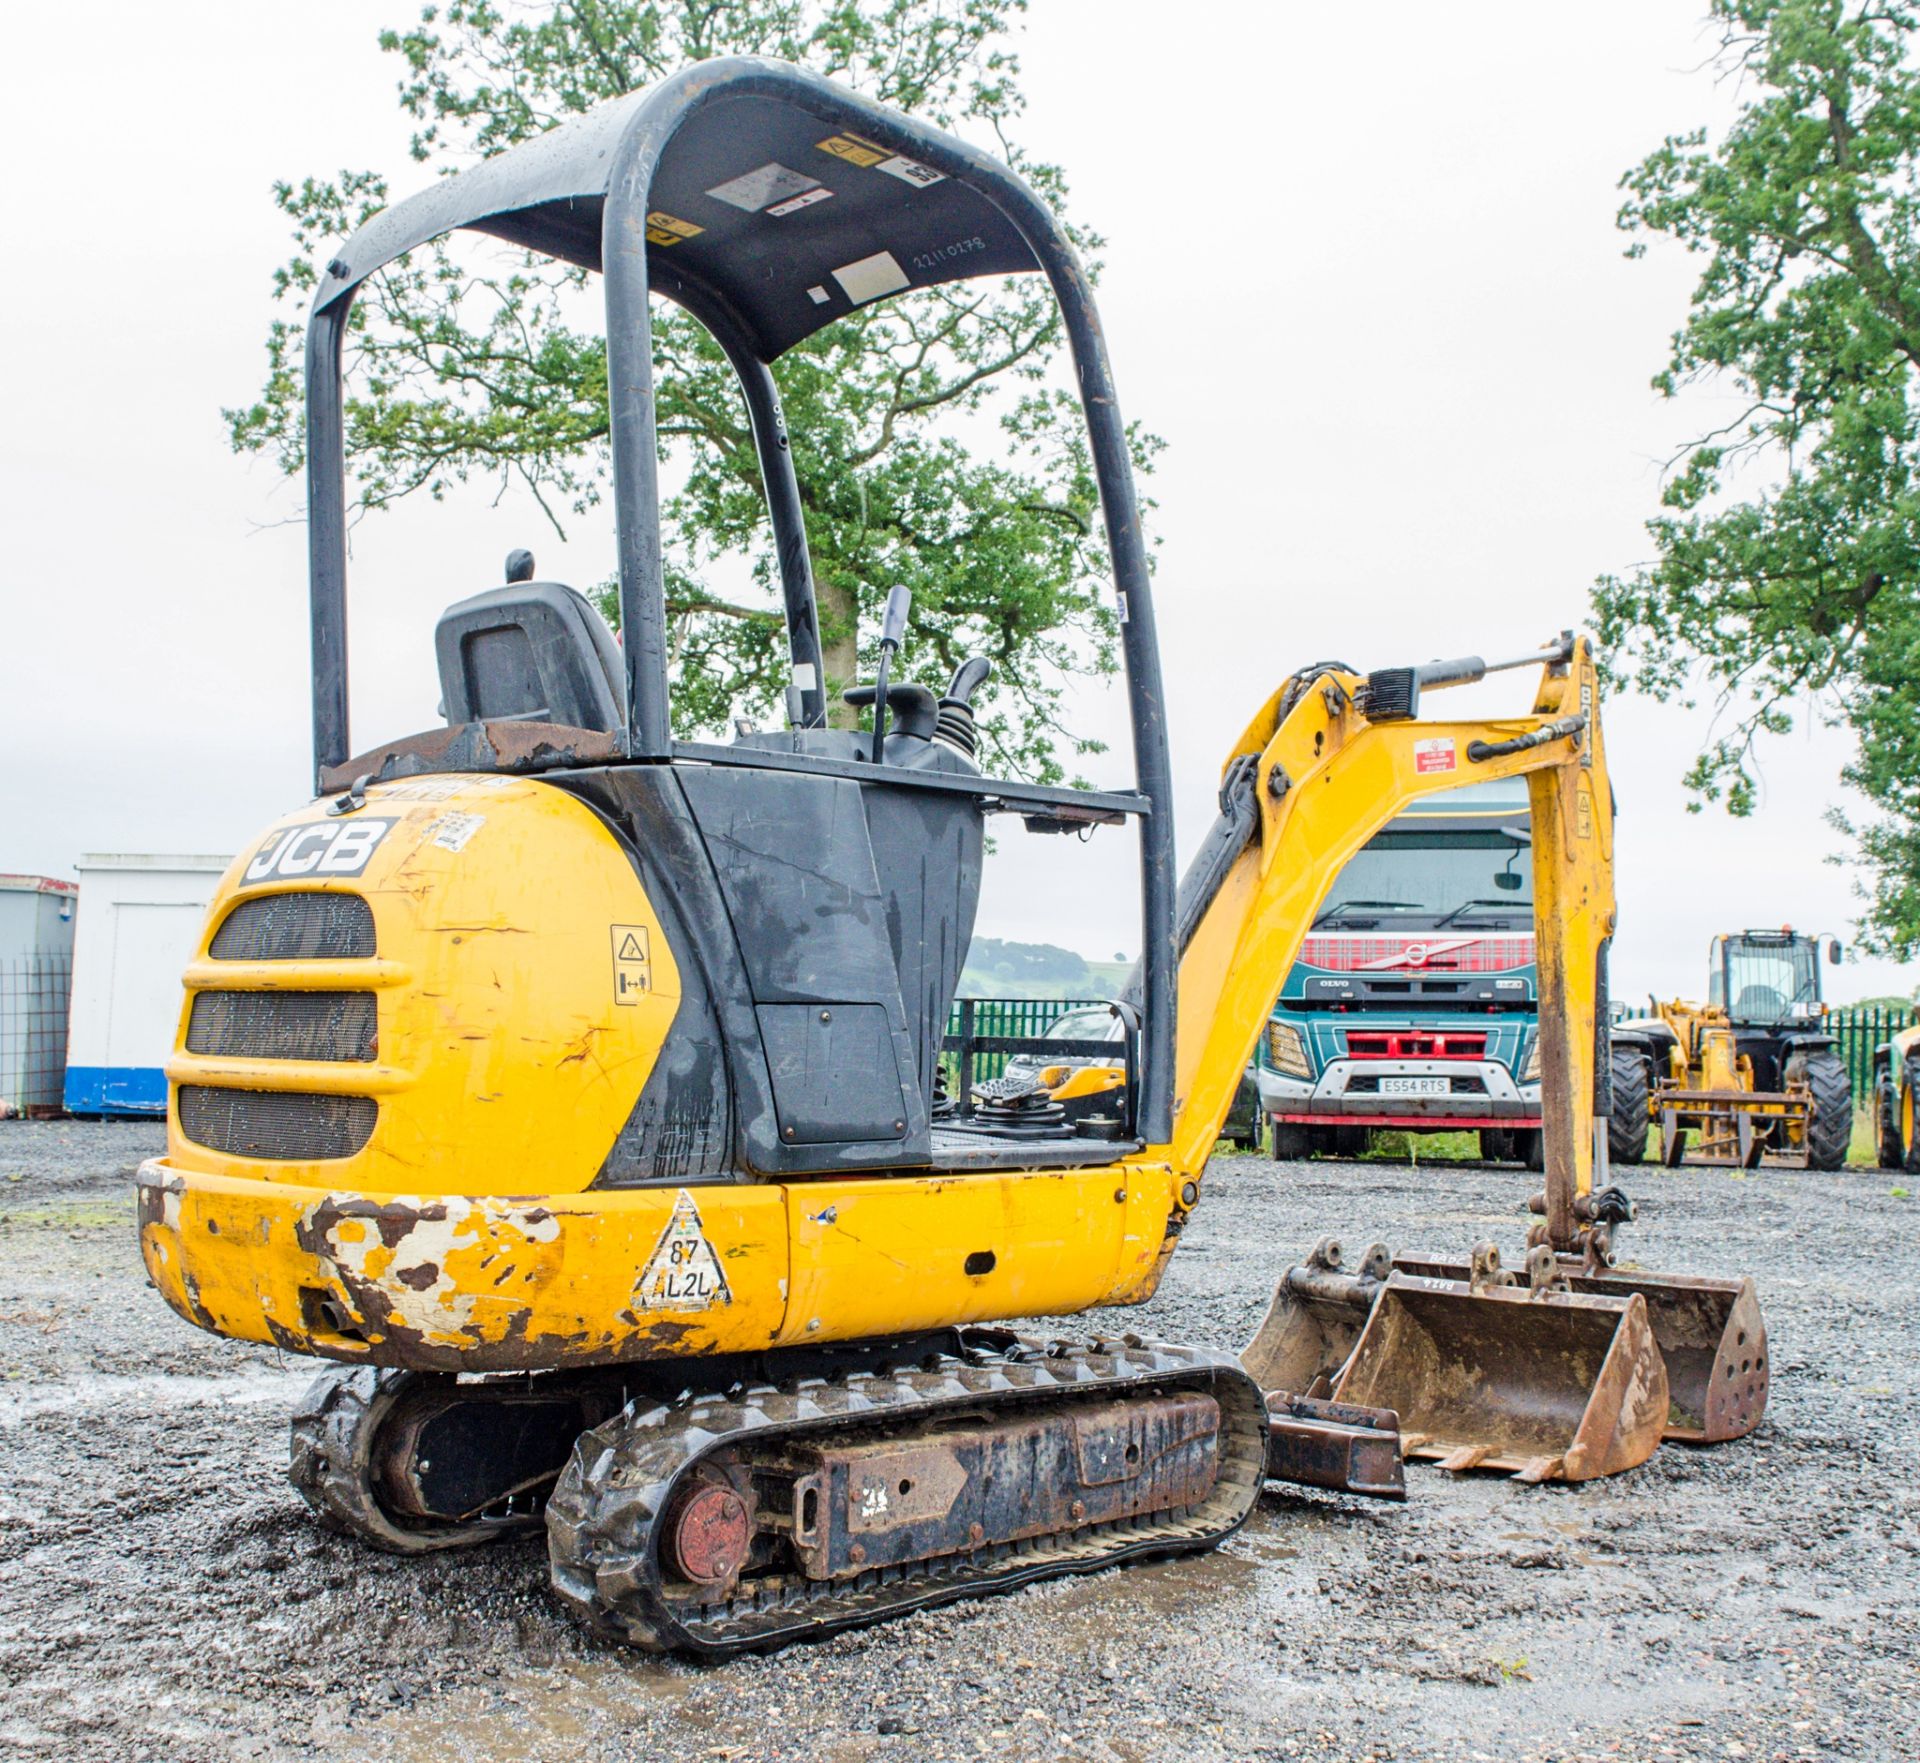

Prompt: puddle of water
xmin=378 ymin=1660 xmax=702 ymax=1763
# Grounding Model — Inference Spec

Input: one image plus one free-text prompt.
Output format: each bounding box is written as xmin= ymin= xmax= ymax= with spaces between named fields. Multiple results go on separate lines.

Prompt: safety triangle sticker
xmin=635 ymin=1189 xmax=733 ymax=1312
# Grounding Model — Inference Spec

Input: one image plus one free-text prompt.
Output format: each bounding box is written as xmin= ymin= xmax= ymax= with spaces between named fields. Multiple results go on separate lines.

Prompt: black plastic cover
xmin=435 ymin=582 xmax=627 ymax=732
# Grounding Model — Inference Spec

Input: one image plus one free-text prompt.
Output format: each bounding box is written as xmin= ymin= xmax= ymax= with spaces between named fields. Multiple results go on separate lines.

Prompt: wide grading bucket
xmin=1332 ymin=1269 xmax=1670 ymax=1483
xmin=1393 ymin=1256 xmax=1767 ymax=1443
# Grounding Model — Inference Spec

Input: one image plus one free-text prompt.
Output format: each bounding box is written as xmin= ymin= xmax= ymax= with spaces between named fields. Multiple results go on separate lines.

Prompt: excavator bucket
xmin=1393 ymin=1255 xmax=1766 ymax=1443
xmin=1330 ymin=1247 xmax=1670 ymax=1483
xmin=1241 ymin=1237 xmax=1387 ymax=1398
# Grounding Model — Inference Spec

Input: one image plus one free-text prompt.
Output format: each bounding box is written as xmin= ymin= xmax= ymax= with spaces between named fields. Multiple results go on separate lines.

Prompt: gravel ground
xmin=1 ymin=1119 xmax=1914 ymax=1762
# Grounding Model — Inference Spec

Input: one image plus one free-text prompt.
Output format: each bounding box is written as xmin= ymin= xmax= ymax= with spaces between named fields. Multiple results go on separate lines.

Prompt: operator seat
xmin=436 ymin=550 xmax=627 ymax=733
xmin=1733 ymin=985 xmax=1784 ymax=1022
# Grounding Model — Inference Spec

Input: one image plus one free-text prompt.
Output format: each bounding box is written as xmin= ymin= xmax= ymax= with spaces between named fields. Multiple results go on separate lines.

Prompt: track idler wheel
xmin=661 ymin=1465 xmax=756 ymax=1596
xmin=289 ymin=1366 xmax=591 ymax=1554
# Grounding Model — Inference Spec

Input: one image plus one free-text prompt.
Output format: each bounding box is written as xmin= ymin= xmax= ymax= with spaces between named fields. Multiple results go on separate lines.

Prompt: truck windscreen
xmin=1314 ymin=830 xmax=1533 ymax=927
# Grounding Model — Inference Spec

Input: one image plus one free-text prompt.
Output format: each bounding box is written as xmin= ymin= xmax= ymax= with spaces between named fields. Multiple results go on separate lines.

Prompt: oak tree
xmin=229 ymin=0 xmax=1154 ymax=781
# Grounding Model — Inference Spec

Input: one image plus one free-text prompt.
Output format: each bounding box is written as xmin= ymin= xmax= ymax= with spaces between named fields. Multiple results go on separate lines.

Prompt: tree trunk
xmin=816 ymin=572 xmax=861 ymax=731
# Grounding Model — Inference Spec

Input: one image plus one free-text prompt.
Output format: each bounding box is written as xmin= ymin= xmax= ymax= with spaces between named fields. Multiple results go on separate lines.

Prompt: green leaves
xmin=228 ymin=0 xmax=1143 ymax=783
xmin=1602 ymin=0 xmax=1920 ymax=954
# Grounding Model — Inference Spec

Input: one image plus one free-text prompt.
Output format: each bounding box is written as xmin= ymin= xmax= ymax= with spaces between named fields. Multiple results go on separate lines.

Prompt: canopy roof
xmin=315 ymin=58 xmax=1043 ymax=360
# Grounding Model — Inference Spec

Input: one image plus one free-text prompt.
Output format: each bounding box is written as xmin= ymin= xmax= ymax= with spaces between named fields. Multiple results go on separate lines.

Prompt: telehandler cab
xmin=137 ymin=57 xmax=1764 ymax=1654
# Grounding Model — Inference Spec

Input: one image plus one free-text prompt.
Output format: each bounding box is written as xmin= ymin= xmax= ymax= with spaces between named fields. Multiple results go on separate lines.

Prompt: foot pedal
xmin=1262 ymin=1391 xmax=1405 ymax=1500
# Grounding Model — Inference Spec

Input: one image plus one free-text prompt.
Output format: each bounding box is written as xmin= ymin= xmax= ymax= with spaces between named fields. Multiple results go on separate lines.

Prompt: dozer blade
xmin=1393 ymin=1255 xmax=1768 ymax=1444
xmin=1332 ymin=1266 xmax=1669 ymax=1483
xmin=1241 ymin=1236 xmax=1389 ymax=1399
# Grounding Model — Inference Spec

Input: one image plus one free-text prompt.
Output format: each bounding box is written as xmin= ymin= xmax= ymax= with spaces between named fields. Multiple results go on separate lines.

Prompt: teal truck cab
xmin=1253 ymin=779 xmax=1542 ymax=1163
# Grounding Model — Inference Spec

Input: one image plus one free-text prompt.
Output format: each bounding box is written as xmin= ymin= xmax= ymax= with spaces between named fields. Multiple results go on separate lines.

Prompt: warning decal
xmin=645 ymin=210 xmax=704 ymax=247
xmin=635 ymin=1190 xmax=732 ymax=1312
xmin=610 ymin=923 xmax=652 ymax=1004
xmin=768 ymin=186 xmax=834 ymax=217
xmin=1414 ymin=737 xmax=1457 ymax=775
xmin=817 ymin=132 xmax=889 ymax=167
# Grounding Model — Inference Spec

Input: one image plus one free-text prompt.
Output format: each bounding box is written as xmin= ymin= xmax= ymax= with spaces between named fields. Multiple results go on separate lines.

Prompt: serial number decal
xmin=911 ymin=235 xmax=986 ymax=273
xmin=426 ymin=811 xmax=485 ymax=854
xmin=241 ymin=819 xmax=395 ymax=887
xmin=635 ymin=1190 xmax=733 ymax=1312
xmin=876 ymin=154 xmax=943 ymax=189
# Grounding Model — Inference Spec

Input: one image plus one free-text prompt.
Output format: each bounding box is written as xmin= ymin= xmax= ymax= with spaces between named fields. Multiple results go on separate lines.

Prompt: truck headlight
xmin=1521 ymin=1037 xmax=1540 ymax=1083
xmin=1266 ymin=1021 xmax=1311 ymax=1079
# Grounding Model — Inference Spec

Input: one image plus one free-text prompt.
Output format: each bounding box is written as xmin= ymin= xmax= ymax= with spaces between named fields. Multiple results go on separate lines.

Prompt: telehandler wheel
xmin=1270 ymin=1121 xmax=1313 ymax=1162
xmin=1873 ymin=1060 xmax=1905 ymax=1170
xmin=1607 ymin=1048 xmax=1650 ymax=1165
xmin=289 ymin=1367 xmax=550 ymax=1555
xmin=1787 ymin=1050 xmax=1853 ymax=1173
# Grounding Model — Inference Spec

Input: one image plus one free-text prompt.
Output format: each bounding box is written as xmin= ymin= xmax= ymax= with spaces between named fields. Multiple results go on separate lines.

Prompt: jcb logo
xmin=241 ymin=819 xmax=395 ymax=888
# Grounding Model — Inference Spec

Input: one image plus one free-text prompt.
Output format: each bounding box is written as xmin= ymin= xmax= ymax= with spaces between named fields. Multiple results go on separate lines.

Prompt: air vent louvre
xmin=210 ymin=894 xmax=375 ymax=961
xmin=178 ymin=1087 xmax=376 ymax=1160
xmin=187 ymin=992 xmax=377 ymax=1063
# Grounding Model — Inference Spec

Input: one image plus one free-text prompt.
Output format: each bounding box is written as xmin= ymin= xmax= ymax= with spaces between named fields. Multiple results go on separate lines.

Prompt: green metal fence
xmin=941 ymin=997 xmax=1101 ymax=1084
xmin=943 ymin=996 xmax=1914 ymax=1106
xmin=1830 ymin=1004 xmax=1917 ymax=1103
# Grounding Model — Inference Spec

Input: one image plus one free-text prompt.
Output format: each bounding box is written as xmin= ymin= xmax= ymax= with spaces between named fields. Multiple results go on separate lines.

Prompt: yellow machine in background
xmin=134 ymin=59 xmax=1763 ymax=1655
xmin=1610 ymin=931 xmax=1852 ymax=1169
xmin=1873 ymin=1019 xmax=1920 ymax=1170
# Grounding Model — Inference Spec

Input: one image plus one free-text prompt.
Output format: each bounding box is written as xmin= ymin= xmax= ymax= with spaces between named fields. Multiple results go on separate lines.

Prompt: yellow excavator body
xmin=133 ymin=57 xmax=1762 ymax=1653
xmin=140 ymin=647 xmax=1615 ymax=1372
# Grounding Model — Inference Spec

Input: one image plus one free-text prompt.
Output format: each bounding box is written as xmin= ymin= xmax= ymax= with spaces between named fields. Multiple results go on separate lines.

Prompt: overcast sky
xmin=2 ymin=0 xmax=1910 ymax=1004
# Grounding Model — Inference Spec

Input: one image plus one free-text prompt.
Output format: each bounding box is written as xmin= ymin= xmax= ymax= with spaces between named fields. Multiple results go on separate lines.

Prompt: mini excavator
xmin=137 ymin=58 xmax=1764 ymax=1655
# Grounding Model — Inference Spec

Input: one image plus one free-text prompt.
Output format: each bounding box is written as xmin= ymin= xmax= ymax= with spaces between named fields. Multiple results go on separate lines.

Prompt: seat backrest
xmin=435 ymin=582 xmax=627 ymax=733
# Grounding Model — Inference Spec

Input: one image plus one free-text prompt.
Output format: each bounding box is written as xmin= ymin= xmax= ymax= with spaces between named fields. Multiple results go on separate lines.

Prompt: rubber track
xmin=545 ymin=1331 xmax=1269 ymax=1656
xmin=289 ymin=1366 xmax=541 ymax=1555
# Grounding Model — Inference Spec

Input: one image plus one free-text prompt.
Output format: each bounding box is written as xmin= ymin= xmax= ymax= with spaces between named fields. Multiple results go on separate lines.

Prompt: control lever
xmin=870 ymin=586 xmax=912 ymax=762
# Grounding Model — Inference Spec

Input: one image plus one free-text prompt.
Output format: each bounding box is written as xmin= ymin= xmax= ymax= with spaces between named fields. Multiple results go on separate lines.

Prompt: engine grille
xmin=187 ymin=991 xmax=377 ymax=1063
xmin=178 ymin=1087 xmax=376 ymax=1161
xmin=210 ymin=894 xmax=375 ymax=961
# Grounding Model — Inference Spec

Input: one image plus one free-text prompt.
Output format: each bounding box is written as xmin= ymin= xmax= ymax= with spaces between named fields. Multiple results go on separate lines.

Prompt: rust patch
xmin=318 ymin=719 xmax=620 ymax=792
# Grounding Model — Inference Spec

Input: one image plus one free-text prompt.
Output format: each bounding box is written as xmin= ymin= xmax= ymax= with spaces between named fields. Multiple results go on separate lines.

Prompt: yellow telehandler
xmin=1610 ymin=931 xmax=1852 ymax=1169
xmin=135 ymin=58 xmax=1763 ymax=1653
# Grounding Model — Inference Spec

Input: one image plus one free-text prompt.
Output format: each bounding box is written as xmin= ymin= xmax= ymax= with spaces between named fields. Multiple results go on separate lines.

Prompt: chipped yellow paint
xmin=136 ymin=1164 xmax=791 ymax=1369
xmin=135 ymin=1156 xmax=1179 ymax=1367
